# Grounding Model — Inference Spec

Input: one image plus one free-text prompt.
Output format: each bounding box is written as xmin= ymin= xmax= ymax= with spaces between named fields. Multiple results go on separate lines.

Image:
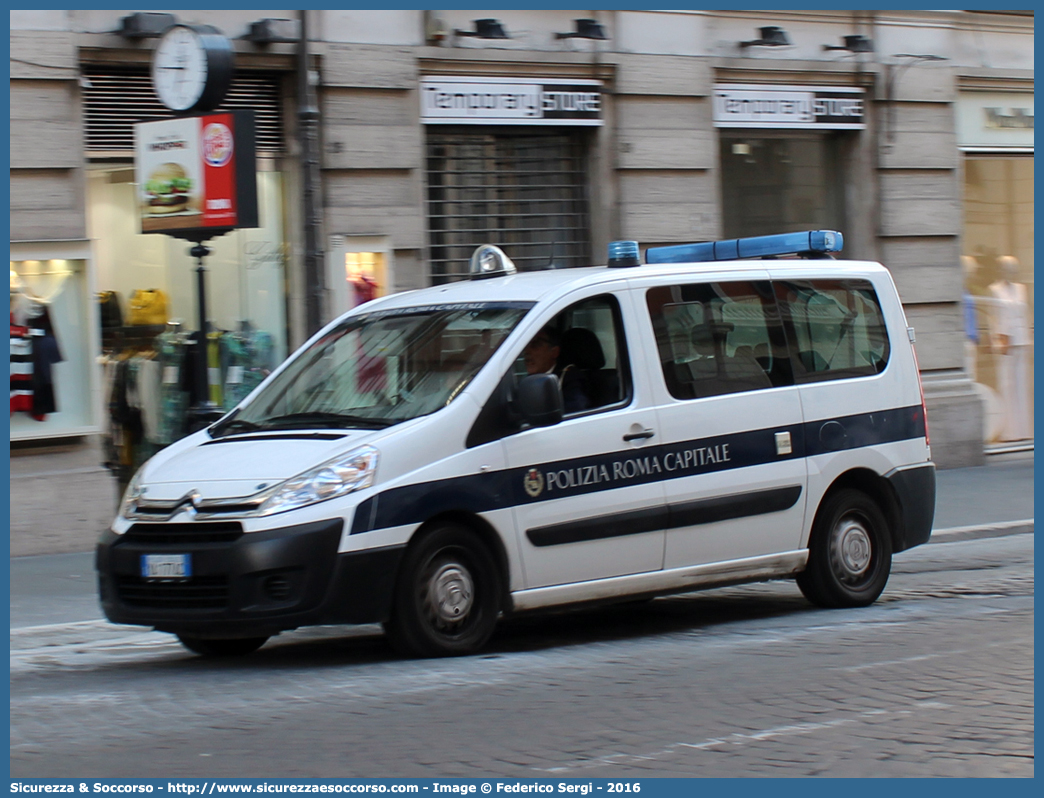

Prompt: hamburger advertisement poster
xmin=134 ymin=111 xmax=257 ymax=236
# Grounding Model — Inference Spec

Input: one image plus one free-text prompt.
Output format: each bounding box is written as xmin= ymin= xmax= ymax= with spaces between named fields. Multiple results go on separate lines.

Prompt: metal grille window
xmin=82 ymin=65 xmax=285 ymax=153
xmin=426 ymin=132 xmax=592 ymax=283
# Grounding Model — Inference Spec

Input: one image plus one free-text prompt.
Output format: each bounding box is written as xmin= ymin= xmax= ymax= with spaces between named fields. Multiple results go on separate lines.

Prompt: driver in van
xmin=522 ymin=325 xmax=590 ymax=413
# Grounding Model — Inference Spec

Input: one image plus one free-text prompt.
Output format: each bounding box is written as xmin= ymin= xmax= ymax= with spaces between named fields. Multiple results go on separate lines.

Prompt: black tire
xmin=797 ymin=488 xmax=892 ymax=608
xmin=177 ymin=635 xmax=269 ymax=657
xmin=383 ymin=524 xmax=502 ymax=657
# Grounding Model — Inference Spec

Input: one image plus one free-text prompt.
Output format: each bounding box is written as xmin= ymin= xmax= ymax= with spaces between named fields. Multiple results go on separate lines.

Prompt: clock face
xmin=152 ymin=25 xmax=210 ymax=112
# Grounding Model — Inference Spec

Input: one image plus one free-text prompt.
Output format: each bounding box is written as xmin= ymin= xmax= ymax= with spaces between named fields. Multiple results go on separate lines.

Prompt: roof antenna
xmin=546 ymin=240 xmax=558 ymax=270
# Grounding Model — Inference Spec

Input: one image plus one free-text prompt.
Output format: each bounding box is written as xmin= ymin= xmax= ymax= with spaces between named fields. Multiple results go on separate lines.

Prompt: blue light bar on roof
xmin=607 ymin=240 xmax=641 ymax=268
xmin=645 ymin=230 xmax=843 ymax=264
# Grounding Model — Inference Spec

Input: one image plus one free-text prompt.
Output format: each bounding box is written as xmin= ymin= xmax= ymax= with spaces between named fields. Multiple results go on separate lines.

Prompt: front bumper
xmin=96 ymin=518 xmax=404 ymax=638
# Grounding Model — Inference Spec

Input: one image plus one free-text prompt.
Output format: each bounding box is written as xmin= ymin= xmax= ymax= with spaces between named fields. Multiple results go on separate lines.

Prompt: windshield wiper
xmin=210 ymin=416 xmax=264 ymax=438
xmin=260 ymin=412 xmax=394 ymax=430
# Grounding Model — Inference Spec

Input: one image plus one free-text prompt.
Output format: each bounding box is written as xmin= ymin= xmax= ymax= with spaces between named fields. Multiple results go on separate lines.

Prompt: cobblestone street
xmin=11 ymin=534 xmax=1033 ymax=777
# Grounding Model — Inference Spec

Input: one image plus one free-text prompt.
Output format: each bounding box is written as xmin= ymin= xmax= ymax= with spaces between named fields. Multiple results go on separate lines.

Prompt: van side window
xmin=646 ymin=281 xmax=791 ymax=400
xmin=514 ymin=294 xmax=631 ymax=414
xmin=776 ymin=279 xmax=890 ymax=383
xmin=468 ymin=294 xmax=631 ymax=447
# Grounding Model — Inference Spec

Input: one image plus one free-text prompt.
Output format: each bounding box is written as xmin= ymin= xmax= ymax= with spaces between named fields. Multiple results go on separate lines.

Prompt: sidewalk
xmin=7 ymin=437 xmax=1034 ymax=558
xmin=929 ymin=453 xmax=1034 ymax=541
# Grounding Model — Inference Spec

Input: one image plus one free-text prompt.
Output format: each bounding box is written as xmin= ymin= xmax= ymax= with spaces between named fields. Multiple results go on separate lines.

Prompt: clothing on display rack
xmin=102 ymin=325 xmax=188 ymax=482
xmin=102 ymin=352 xmax=149 ymax=481
xmin=155 ymin=326 xmax=190 ymax=446
xmin=220 ymin=324 xmax=276 ymax=410
xmin=98 ymin=290 xmax=125 ymax=329
xmin=101 ymin=322 xmax=278 ymax=481
xmin=9 ymin=298 xmax=63 ymax=420
xmin=10 ymin=318 xmax=33 ymax=414
xmin=207 ymin=330 xmax=224 ymax=408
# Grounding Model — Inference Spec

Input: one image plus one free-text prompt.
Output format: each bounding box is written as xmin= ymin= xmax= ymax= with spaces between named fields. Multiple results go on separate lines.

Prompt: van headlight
xmin=119 ymin=468 xmax=145 ymax=521
xmin=257 ymin=445 xmax=379 ymax=516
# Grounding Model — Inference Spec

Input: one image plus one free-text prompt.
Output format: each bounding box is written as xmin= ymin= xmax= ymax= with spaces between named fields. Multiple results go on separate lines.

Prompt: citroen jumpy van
xmin=96 ymin=231 xmax=936 ymax=657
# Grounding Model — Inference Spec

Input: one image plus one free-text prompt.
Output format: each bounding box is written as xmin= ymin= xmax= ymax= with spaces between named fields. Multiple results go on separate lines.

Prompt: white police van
xmin=96 ymin=230 xmax=935 ymax=658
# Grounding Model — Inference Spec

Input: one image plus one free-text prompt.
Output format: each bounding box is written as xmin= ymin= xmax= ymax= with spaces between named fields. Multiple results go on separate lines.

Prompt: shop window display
xmin=962 ymin=156 xmax=1034 ymax=444
xmin=327 ymin=239 xmax=391 ymax=316
xmin=345 ymin=251 xmax=386 ymax=309
xmin=9 ymin=257 xmax=96 ymax=438
xmin=720 ymin=133 xmax=844 ymax=239
xmin=10 ymin=272 xmax=63 ymax=420
xmin=87 ymin=167 xmax=289 ymax=478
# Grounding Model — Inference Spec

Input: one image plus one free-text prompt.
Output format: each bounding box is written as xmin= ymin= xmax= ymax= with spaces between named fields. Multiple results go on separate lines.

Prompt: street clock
xmin=151 ymin=23 xmax=234 ymax=113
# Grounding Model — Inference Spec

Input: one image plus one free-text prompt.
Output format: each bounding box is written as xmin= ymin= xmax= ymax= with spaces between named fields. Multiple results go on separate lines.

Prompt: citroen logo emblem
xmin=173 ymin=490 xmax=202 ymax=518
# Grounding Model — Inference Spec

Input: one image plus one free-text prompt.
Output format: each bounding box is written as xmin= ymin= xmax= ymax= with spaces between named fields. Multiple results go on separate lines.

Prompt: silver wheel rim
xmin=426 ymin=561 xmax=475 ymax=627
xmin=831 ymin=516 xmax=873 ymax=584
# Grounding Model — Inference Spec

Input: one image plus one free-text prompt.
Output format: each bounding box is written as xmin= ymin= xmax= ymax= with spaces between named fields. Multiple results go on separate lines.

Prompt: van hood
xmin=139 ymin=429 xmax=381 ymax=501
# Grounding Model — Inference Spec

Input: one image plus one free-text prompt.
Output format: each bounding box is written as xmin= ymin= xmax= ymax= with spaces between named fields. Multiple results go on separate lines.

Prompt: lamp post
xmin=298 ymin=9 xmax=324 ymax=337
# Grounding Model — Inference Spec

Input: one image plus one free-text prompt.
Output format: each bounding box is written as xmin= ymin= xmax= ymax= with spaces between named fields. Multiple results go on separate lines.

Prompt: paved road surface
xmin=10 ymin=533 xmax=1033 ymax=778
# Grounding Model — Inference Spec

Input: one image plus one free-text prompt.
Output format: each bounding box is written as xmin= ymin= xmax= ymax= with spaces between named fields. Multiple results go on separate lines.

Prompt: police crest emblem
xmin=523 ymin=468 xmax=544 ymax=498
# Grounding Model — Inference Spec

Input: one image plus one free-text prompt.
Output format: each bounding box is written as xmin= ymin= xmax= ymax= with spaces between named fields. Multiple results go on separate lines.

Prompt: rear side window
xmin=646 ymin=281 xmax=791 ymax=400
xmin=776 ymin=279 xmax=890 ymax=383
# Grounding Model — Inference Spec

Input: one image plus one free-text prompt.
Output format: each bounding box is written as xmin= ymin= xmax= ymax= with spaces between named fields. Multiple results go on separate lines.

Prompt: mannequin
xmin=960 ymin=255 xmax=979 ymax=382
xmin=347 ymin=261 xmax=379 ymax=309
xmin=988 ymin=255 xmax=1032 ymax=441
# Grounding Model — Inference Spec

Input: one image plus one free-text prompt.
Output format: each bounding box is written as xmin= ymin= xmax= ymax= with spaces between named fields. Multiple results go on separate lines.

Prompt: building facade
xmin=9 ymin=9 xmax=1034 ymax=470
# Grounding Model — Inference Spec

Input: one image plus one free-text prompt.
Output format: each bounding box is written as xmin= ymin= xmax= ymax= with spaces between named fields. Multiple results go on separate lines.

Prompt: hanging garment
xmin=109 ymin=357 xmax=144 ymax=473
xmin=181 ymin=331 xmax=208 ymax=409
xmin=220 ymin=332 xmax=252 ymax=410
xmin=137 ymin=355 xmax=163 ymax=445
xmin=351 ymin=275 xmax=378 ymax=308
xmin=207 ymin=331 xmax=223 ymax=407
xmin=29 ymin=305 xmax=63 ymax=419
xmin=246 ymin=328 xmax=276 ymax=376
xmin=98 ymin=291 xmax=125 ymax=329
xmin=100 ymin=356 xmax=121 ymax=472
xmin=156 ymin=329 xmax=189 ymax=445
xmin=10 ymin=317 xmax=33 ymax=414
xmin=219 ymin=328 xmax=276 ymax=410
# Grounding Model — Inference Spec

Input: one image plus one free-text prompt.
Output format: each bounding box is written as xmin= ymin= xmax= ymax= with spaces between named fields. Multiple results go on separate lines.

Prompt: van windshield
xmin=211 ymin=302 xmax=533 ymax=435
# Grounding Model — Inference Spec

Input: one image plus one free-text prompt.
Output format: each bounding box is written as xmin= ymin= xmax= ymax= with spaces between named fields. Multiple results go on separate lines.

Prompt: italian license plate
xmin=141 ymin=553 xmax=191 ymax=580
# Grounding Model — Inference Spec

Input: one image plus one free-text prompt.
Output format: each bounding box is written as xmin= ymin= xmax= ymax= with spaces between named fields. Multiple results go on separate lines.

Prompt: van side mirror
xmin=516 ymin=373 xmax=563 ymax=427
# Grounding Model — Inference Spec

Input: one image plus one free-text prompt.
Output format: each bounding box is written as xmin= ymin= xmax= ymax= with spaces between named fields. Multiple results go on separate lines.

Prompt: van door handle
xmin=623 ymin=429 xmax=655 ymax=441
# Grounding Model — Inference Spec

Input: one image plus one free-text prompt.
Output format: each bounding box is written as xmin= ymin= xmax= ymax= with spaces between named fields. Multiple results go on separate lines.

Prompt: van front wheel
xmin=384 ymin=524 xmax=501 ymax=657
xmin=797 ymin=488 xmax=892 ymax=608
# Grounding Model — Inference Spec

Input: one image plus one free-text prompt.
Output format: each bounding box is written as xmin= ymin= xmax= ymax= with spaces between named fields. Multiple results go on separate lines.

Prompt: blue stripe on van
xmin=526 ymin=485 xmax=804 ymax=547
xmin=349 ymin=404 xmax=926 ymax=535
xmin=803 ymin=405 xmax=926 ymax=456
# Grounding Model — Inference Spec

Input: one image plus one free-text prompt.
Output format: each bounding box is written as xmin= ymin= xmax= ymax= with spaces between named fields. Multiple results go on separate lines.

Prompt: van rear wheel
xmin=177 ymin=634 xmax=269 ymax=657
xmin=797 ymin=488 xmax=892 ymax=608
xmin=384 ymin=524 xmax=501 ymax=657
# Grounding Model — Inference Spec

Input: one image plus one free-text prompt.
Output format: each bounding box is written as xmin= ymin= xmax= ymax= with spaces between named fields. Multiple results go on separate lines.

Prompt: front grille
xmin=115 ymin=575 xmax=229 ymax=609
xmin=123 ymin=522 xmax=244 ymax=545
xmin=263 ymin=574 xmax=293 ymax=602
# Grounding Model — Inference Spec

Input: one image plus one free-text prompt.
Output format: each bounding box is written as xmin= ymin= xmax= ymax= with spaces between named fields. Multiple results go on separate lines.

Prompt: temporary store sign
xmin=713 ymin=85 xmax=866 ymax=130
xmin=421 ymin=77 xmax=603 ymax=126
xmin=134 ymin=110 xmax=259 ymax=237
